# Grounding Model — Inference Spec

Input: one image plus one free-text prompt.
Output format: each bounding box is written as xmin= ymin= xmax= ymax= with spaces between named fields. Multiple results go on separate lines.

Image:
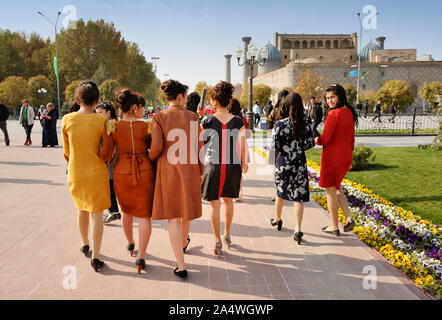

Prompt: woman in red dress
xmin=315 ymin=84 xmax=357 ymax=236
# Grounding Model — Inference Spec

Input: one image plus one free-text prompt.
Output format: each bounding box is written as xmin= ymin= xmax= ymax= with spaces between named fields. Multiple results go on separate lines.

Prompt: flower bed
xmin=253 ymin=146 xmax=442 ymax=299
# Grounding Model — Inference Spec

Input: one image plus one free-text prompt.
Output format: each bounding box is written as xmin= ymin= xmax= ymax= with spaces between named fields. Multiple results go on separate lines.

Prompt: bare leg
xmin=325 ymin=187 xmax=339 ymax=230
xmin=137 ymin=217 xmax=152 ymax=260
xmin=209 ymin=200 xmax=221 ymax=242
xmin=223 ymin=197 xmax=234 ymax=236
xmin=168 ymin=218 xmax=186 ymax=271
xmin=90 ymin=212 xmax=104 ymax=259
xmin=273 ymin=196 xmax=284 ymax=222
xmin=294 ymin=202 xmax=304 ymax=233
xmin=336 ymin=189 xmax=352 ymax=222
xmin=182 ymin=219 xmax=191 ymax=249
xmin=78 ymin=210 xmax=89 ymax=246
xmin=122 ymin=213 xmax=135 ymax=245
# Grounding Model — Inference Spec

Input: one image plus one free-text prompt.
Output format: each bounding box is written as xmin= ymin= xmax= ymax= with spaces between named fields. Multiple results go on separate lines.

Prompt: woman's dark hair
xmin=76 ymin=80 xmax=100 ymax=106
xmin=210 ymin=81 xmax=234 ymax=108
xmin=186 ymin=92 xmax=201 ymax=113
xmin=137 ymin=95 xmax=146 ymax=108
xmin=96 ymin=102 xmax=117 ymax=119
xmin=161 ymin=80 xmax=188 ymax=101
xmin=274 ymin=89 xmax=290 ymax=119
xmin=324 ymin=84 xmax=358 ymax=125
xmin=68 ymin=101 xmax=80 ymax=113
xmin=277 ymin=92 xmax=307 ymax=141
xmin=228 ymin=99 xmax=242 ymax=116
xmin=116 ymin=89 xmax=142 ymax=113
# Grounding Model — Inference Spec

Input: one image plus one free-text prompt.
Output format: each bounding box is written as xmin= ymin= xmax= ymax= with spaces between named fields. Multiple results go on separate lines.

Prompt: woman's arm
xmin=239 ymin=126 xmax=248 ymax=173
xmin=148 ymin=114 xmax=164 ymax=161
xmin=61 ymin=117 xmax=70 ymax=162
xmin=316 ymin=111 xmax=338 ymax=146
xmin=98 ymin=120 xmax=115 ymax=163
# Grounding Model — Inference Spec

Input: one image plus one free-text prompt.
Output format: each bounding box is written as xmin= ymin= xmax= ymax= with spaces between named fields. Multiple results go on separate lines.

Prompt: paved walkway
xmin=0 ymin=124 xmax=430 ymax=300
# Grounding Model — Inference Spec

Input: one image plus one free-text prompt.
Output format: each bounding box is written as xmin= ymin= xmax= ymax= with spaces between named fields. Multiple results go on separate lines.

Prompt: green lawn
xmin=305 ymin=147 xmax=442 ymax=226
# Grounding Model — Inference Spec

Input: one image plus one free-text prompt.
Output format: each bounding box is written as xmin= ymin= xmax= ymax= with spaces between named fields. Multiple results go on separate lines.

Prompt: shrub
xmin=351 ymin=144 xmax=376 ymax=171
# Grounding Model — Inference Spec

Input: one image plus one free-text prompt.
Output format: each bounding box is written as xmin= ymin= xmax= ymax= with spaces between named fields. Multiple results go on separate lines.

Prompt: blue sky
xmin=1 ymin=0 xmax=441 ymax=91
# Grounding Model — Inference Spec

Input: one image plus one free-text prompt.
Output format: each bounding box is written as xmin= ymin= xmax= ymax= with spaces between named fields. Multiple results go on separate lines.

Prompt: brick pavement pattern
xmin=0 ymin=124 xmax=429 ymax=300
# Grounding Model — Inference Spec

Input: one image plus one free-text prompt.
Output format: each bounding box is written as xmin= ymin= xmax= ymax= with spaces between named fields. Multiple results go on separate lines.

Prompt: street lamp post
xmin=38 ymin=11 xmax=61 ymax=114
xmin=235 ymin=44 xmax=268 ymax=132
xmin=151 ymin=57 xmax=160 ymax=111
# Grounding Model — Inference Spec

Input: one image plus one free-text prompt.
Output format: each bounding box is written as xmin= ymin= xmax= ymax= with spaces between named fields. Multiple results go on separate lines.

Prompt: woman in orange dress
xmin=100 ymin=89 xmax=155 ymax=273
xmin=149 ymin=80 xmax=205 ymax=278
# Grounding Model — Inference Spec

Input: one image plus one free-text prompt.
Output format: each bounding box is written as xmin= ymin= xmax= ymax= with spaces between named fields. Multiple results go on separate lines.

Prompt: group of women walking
xmin=62 ymin=78 xmax=357 ymax=277
xmin=62 ymin=80 xmax=248 ymax=276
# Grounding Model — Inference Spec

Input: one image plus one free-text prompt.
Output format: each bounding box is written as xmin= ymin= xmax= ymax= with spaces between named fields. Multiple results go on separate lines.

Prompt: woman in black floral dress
xmin=270 ymin=92 xmax=315 ymax=244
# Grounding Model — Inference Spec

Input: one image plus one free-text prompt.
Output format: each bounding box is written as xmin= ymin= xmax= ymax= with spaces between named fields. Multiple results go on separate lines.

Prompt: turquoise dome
xmin=360 ymin=41 xmax=380 ymax=62
xmin=257 ymin=42 xmax=281 ymax=63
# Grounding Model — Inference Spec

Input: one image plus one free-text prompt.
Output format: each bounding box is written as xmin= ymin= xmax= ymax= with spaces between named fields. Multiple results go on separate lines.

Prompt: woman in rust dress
xmin=149 ymin=80 xmax=204 ymax=278
xmin=100 ymin=89 xmax=155 ymax=273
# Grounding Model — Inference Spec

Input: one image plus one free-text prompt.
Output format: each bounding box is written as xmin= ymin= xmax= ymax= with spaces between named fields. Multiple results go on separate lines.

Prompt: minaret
xmin=241 ymin=37 xmax=252 ymax=88
xmin=224 ymin=54 xmax=232 ymax=83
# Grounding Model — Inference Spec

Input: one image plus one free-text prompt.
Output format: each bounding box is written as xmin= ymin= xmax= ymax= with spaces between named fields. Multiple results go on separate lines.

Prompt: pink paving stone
xmin=0 ymin=135 xmax=432 ymax=300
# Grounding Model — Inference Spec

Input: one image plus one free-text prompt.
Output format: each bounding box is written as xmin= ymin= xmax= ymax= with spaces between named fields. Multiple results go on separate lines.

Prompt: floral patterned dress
xmin=272 ymin=118 xmax=315 ymax=202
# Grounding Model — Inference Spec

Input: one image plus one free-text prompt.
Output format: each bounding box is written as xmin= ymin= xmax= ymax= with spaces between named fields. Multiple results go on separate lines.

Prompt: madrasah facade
xmin=226 ymin=33 xmax=442 ymax=111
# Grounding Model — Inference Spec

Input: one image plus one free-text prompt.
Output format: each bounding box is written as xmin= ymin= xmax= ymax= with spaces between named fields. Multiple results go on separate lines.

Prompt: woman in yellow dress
xmin=62 ymin=80 xmax=110 ymax=272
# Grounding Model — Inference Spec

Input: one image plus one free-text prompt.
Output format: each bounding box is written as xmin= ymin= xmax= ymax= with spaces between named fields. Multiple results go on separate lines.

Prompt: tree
xmin=99 ymin=79 xmax=120 ymax=102
xmin=28 ymin=75 xmax=53 ymax=108
xmin=343 ymin=84 xmax=357 ymax=106
xmin=0 ymin=76 xmax=29 ymax=109
xmin=419 ymin=81 xmax=442 ymax=112
xmin=294 ymin=67 xmax=323 ymax=103
xmin=156 ymin=87 xmax=167 ymax=106
xmin=376 ymin=80 xmax=414 ymax=112
xmin=253 ymin=84 xmax=272 ymax=106
xmin=194 ymin=81 xmax=213 ymax=97
xmin=65 ymin=80 xmax=82 ymax=103
xmin=91 ymin=63 xmax=113 ymax=86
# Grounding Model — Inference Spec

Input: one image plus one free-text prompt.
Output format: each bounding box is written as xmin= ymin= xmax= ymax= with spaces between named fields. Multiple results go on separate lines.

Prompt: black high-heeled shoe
xmin=174 ymin=267 xmax=188 ymax=279
xmin=80 ymin=245 xmax=90 ymax=257
xmin=183 ymin=236 xmax=191 ymax=253
xmin=322 ymin=226 xmax=340 ymax=236
xmin=294 ymin=232 xmax=304 ymax=245
xmin=270 ymin=218 xmax=283 ymax=231
xmin=91 ymin=259 xmax=104 ymax=272
xmin=127 ymin=243 xmax=135 ymax=256
xmin=136 ymin=259 xmax=145 ymax=274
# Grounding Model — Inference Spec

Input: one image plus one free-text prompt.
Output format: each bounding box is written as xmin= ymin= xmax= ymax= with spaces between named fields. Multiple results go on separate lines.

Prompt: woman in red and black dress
xmin=315 ymin=84 xmax=357 ymax=236
xmin=201 ymin=82 xmax=248 ymax=257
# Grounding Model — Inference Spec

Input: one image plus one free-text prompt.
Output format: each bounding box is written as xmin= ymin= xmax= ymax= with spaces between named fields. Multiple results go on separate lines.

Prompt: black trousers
xmin=0 ymin=121 xmax=9 ymax=145
xmin=312 ymin=121 xmax=322 ymax=138
xmin=254 ymin=114 xmax=260 ymax=126
xmin=109 ymin=179 xmax=120 ymax=213
xmin=24 ymin=124 xmax=34 ymax=139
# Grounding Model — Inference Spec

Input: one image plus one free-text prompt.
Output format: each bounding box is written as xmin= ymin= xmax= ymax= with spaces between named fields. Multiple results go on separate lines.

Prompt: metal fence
xmin=317 ymin=108 xmax=440 ymax=134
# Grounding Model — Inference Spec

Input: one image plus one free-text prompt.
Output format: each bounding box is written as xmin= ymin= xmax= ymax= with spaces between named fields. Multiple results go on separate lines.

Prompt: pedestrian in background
xmin=95 ymin=102 xmax=121 ymax=225
xmin=372 ymin=100 xmax=382 ymax=122
xmin=364 ymin=100 xmax=369 ymax=118
xmin=253 ymin=101 xmax=261 ymax=127
xmin=356 ymin=101 xmax=362 ymax=118
xmin=41 ymin=103 xmax=59 ymax=147
xmin=19 ymin=99 xmax=35 ymax=146
xmin=388 ymin=101 xmax=397 ymax=123
xmin=0 ymin=101 xmax=10 ymax=146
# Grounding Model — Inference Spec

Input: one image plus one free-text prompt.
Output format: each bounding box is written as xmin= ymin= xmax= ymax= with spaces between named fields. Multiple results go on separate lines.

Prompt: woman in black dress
xmin=41 ymin=103 xmax=59 ymax=147
xmin=201 ymin=81 xmax=248 ymax=257
xmin=269 ymin=92 xmax=315 ymax=244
